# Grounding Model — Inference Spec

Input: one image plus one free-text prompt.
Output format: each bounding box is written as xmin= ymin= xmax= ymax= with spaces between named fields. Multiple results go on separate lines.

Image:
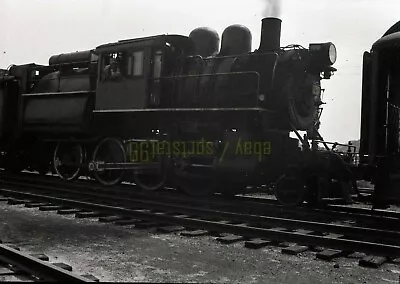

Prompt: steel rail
xmin=1 ymin=173 xmax=399 ymax=226
xmin=0 ymin=244 xmax=93 ymax=282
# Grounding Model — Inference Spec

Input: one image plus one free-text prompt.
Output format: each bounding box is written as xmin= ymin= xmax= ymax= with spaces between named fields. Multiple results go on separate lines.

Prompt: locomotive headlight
xmin=328 ymin=43 xmax=337 ymax=65
xmin=309 ymin=42 xmax=337 ymax=66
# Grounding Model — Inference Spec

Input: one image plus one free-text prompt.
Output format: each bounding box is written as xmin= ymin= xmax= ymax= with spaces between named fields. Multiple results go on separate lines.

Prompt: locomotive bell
xmin=220 ymin=24 xmax=252 ymax=56
xmin=189 ymin=27 xmax=220 ymax=57
xmin=259 ymin=17 xmax=281 ymax=52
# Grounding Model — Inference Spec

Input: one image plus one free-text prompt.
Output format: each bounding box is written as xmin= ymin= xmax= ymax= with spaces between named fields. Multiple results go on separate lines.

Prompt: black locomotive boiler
xmin=0 ymin=17 xmax=337 ymax=201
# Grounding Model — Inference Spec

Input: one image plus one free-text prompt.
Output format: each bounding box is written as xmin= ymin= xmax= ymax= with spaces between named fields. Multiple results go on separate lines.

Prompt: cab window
xmin=101 ymin=52 xmax=125 ymax=81
xmin=153 ymin=50 xmax=163 ymax=79
xmin=127 ymin=51 xmax=144 ymax=77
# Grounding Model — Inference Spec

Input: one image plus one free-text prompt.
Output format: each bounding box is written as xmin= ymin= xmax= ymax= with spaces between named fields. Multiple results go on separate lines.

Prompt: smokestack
xmin=259 ymin=17 xmax=281 ymax=52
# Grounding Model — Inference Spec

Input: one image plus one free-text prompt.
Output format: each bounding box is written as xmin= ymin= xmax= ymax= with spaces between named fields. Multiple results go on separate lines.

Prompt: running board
xmin=88 ymin=161 xmax=161 ymax=171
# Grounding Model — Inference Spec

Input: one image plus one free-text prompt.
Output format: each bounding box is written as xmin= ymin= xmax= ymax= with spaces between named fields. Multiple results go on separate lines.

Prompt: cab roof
xmin=95 ymin=34 xmax=194 ymax=53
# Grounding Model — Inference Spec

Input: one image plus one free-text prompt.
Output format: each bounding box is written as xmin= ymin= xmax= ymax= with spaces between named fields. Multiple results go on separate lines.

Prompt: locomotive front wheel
xmin=275 ymin=173 xmax=306 ymax=207
xmin=53 ymin=142 xmax=84 ymax=181
xmin=92 ymin=138 xmax=126 ymax=186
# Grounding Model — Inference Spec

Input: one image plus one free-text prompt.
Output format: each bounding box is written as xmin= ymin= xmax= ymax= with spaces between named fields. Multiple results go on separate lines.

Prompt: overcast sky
xmin=1 ymin=0 xmax=400 ymax=143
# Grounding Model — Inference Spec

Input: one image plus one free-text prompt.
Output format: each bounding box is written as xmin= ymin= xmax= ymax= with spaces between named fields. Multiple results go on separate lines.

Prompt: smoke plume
xmin=263 ymin=0 xmax=281 ymax=17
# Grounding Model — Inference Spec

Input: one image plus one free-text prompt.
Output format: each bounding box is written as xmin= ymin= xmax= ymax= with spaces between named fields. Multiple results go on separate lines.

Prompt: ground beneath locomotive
xmin=0 ymin=203 xmax=398 ymax=283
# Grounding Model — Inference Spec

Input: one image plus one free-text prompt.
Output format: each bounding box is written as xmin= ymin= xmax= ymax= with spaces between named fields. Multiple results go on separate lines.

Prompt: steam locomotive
xmin=0 ymin=17 xmax=339 ymax=204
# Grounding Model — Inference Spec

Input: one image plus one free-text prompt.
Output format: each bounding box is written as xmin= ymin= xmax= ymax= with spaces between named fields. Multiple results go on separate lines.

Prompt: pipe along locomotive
xmin=0 ymin=17 xmax=356 ymax=206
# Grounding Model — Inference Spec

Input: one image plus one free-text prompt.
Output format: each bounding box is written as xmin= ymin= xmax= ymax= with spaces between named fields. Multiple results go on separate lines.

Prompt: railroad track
xmin=0 ymin=242 xmax=96 ymax=282
xmin=0 ymin=171 xmax=378 ymax=213
xmin=1 ymin=172 xmax=400 ymax=268
xmin=1 ymin=171 xmax=395 ymax=225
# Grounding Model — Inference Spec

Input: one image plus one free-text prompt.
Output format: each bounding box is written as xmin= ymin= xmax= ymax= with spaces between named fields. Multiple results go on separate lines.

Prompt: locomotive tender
xmin=0 ymin=17 xmax=338 ymax=203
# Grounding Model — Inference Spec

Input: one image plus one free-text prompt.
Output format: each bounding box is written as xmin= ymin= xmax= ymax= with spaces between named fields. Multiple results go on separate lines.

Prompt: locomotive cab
xmin=92 ymin=35 xmax=194 ymax=137
xmin=94 ymin=35 xmax=193 ymax=111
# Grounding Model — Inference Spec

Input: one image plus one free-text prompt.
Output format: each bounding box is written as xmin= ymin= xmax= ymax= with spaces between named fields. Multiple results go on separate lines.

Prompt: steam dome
xmin=189 ymin=27 xmax=220 ymax=57
xmin=220 ymin=24 xmax=252 ymax=56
